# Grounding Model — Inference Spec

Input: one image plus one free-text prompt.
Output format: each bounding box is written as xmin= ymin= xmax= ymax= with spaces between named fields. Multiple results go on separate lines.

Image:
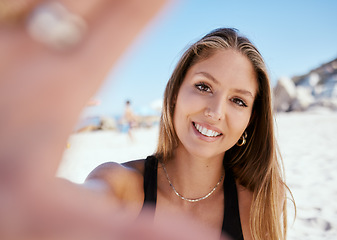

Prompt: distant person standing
xmin=122 ymin=100 xmax=137 ymax=140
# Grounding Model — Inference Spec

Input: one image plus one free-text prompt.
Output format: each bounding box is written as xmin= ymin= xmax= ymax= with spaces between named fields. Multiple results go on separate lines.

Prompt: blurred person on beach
xmin=0 ymin=0 xmax=233 ymax=240
xmin=87 ymin=28 xmax=294 ymax=240
xmin=121 ymin=100 xmax=137 ymax=141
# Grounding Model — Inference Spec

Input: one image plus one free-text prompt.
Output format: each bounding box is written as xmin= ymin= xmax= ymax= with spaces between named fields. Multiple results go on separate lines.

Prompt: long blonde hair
xmin=155 ymin=28 xmax=293 ymax=239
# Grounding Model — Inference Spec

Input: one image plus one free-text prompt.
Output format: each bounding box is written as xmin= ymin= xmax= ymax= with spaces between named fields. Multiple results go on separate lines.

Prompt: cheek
xmin=173 ymin=97 xmax=190 ymax=131
xmin=227 ymin=109 xmax=252 ymax=135
xmin=173 ymin=89 xmax=200 ymax=132
xmin=176 ymin=87 xmax=205 ymax=114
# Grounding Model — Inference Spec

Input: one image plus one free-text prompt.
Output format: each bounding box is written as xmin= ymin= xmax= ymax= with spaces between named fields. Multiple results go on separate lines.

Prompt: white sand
xmin=58 ymin=111 xmax=337 ymax=239
xmin=58 ymin=127 xmax=160 ymax=183
xmin=275 ymin=111 xmax=337 ymax=240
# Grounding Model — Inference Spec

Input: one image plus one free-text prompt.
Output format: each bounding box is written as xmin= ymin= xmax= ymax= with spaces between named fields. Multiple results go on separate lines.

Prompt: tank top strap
xmin=222 ymin=167 xmax=244 ymax=240
xmin=143 ymin=155 xmax=158 ymax=206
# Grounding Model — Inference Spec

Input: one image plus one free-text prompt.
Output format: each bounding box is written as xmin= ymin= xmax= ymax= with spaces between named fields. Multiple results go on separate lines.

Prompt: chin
xmin=187 ymin=147 xmax=225 ymax=161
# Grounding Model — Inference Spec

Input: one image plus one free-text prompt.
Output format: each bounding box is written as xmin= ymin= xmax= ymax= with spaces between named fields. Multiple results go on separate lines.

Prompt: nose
xmin=204 ymin=98 xmax=225 ymax=121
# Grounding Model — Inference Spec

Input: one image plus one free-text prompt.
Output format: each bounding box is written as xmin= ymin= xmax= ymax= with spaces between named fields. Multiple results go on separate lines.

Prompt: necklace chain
xmin=160 ymin=162 xmax=224 ymax=203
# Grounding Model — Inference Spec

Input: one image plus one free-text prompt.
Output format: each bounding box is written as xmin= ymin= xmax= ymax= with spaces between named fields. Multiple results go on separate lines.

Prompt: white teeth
xmin=194 ymin=123 xmax=221 ymax=137
xmin=206 ymin=129 xmax=213 ymax=136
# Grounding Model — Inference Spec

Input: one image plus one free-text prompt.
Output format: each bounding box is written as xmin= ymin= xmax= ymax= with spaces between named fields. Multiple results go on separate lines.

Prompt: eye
xmin=195 ymin=82 xmax=212 ymax=93
xmin=231 ymin=97 xmax=248 ymax=107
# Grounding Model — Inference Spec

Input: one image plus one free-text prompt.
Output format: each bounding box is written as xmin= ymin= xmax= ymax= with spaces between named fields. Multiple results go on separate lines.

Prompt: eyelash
xmin=194 ymin=82 xmax=248 ymax=108
xmin=195 ymin=82 xmax=211 ymax=93
xmin=231 ymin=98 xmax=248 ymax=107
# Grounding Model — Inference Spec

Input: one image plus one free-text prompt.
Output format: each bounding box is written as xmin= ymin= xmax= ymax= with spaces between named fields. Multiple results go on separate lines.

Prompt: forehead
xmin=186 ymin=49 xmax=258 ymax=96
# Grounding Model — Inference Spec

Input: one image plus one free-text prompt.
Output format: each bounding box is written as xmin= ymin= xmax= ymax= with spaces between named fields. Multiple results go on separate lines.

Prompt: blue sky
xmin=83 ymin=0 xmax=337 ymax=118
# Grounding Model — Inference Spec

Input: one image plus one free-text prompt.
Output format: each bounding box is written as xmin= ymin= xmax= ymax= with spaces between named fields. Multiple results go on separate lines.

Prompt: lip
xmin=192 ymin=121 xmax=223 ymax=142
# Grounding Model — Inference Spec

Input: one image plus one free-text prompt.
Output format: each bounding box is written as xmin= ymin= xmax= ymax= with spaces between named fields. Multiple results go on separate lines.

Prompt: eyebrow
xmin=195 ymin=72 xmax=220 ymax=85
xmin=195 ymin=71 xmax=255 ymax=99
xmin=233 ymin=89 xmax=254 ymax=99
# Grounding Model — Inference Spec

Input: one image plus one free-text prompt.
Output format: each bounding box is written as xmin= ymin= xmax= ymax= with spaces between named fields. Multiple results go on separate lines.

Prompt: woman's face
xmin=173 ymin=49 xmax=257 ymax=160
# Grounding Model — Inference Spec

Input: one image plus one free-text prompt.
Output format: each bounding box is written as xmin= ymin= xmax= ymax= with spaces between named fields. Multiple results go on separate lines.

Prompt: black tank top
xmin=142 ymin=155 xmax=244 ymax=240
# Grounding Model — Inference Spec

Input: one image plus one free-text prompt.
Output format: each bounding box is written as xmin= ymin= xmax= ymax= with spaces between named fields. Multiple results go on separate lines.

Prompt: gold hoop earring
xmin=236 ymin=131 xmax=247 ymax=146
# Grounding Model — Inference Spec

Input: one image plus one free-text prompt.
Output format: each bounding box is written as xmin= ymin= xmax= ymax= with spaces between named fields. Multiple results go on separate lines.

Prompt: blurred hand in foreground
xmin=0 ymin=1 xmax=232 ymax=239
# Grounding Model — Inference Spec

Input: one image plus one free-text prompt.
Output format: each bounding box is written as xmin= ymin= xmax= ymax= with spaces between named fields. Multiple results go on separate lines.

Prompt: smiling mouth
xmin=193 ymin=122 xmax=222 ymax=137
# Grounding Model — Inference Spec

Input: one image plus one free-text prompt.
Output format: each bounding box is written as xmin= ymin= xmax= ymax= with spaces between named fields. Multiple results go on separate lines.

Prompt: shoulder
xmin=86 ymin=160 xmax=143 ymax=180
xmin=122 ymin=159 xmax=145 ymax=174
xmin=86 ymin=159 xmax=146 ymax=202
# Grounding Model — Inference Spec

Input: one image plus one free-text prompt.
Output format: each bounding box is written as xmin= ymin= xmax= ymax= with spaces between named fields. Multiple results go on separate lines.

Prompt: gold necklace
xmin=160 ymin=162 xmax=224 ymax=203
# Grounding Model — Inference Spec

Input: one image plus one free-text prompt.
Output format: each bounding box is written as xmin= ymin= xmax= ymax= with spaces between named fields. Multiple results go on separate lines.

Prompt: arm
xmin=0 ymin=1 xmax=167 ymax=238
xmin=0 ymin=1 xmax=233 ymax=239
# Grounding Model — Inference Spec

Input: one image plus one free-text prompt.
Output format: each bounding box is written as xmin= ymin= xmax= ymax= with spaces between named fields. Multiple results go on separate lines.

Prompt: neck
xmin=163 ymin=145 xmax=225 ymax=200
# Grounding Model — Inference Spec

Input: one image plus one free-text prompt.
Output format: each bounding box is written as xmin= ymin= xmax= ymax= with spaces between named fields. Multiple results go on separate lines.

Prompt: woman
xmin=87 ymin=28 xmax=291 ymax=240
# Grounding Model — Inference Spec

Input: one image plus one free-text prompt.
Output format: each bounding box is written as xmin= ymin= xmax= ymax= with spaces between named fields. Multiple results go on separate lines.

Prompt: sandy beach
xmin=58 ymin=110 xmax=337 ymax=239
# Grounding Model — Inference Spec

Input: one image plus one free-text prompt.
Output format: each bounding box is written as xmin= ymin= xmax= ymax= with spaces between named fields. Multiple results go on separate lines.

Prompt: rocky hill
xmin=273 ymin=57 xmax=337 ymax=112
